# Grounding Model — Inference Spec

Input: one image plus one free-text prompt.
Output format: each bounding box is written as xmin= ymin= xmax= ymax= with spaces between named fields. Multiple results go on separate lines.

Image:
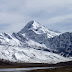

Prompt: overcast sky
xmin=0 ymin=0 xmax=72 ymax=33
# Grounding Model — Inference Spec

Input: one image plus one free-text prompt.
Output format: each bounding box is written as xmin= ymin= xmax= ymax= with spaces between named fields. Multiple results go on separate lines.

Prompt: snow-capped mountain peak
xmin=19 ymin=20 xmax=60 ymax=35
xmin=0 ymin=20 xmax=72 ymax=64
xmin=19 ymin=21 xmax=59 ymax=38
xmin=18 ymin=20 xmax=60 ymax=44
xmin=28 ymin=20 xmax=40 ymax=29
xmin=18 ymin=20 xmax=40 ymax=34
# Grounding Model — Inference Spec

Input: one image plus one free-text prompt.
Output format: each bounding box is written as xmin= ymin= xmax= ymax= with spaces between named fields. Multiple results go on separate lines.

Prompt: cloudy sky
xmin=0 ymin=0 xmax=72 ymax=33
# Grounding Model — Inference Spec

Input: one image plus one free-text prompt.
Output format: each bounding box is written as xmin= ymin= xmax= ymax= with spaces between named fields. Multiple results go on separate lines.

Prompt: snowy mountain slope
xmin=0 ymin=33 xmax=20 ymax=46
xmin=0 ymin=45 xmax=72 ymax=64
xmin=0 ymin=20 xmax=72 ymax=64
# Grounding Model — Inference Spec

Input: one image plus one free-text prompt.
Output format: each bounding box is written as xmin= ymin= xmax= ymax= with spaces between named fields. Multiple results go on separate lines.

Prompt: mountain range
xmin=0 ymin=20 xmax=72 ymax=64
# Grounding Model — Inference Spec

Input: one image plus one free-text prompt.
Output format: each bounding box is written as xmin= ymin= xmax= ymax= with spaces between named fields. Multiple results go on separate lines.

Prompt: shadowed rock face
xmin=47 ymin=32 xmax=72 ymax=57
xmin=18 ymin=20 xmax=35 ymax=34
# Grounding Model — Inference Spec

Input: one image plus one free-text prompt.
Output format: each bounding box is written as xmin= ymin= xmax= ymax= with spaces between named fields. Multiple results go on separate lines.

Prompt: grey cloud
xmin=0 ymin=0 xmax=72 ymax=32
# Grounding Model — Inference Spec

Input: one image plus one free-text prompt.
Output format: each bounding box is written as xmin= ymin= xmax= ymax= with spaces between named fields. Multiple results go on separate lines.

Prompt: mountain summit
xmin=19 ymin=20 xmax=41 ymax=34
xmin=18 ymin=20 xmax=60 ymax=44
xmin=19 ymin=20 xmax=59 ymax=36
